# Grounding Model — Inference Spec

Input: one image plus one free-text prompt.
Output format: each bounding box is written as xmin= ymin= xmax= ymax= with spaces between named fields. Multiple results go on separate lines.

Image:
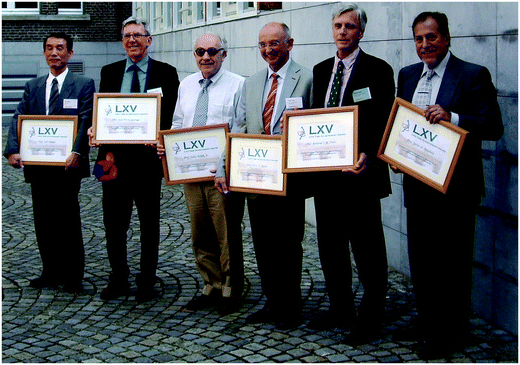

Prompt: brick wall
xmin=2 ymin=2 xmax=132 ymax=42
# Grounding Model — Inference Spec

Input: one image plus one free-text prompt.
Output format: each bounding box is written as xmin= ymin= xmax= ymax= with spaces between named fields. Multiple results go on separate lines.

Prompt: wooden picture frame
xmin=159 ymin=124 xmax=228 ymax=185
xmin=17 ymin=115 xmax=78 ymax=166
xmin=227 ymin=133 xmax=287 ymax=196
xmin=282 ymin=106 xmax=359 ymax=173
xmin=377 ymin=97 xmax=468 ymax=194
xmin=92 ymin=93 xmax=161 ymax=144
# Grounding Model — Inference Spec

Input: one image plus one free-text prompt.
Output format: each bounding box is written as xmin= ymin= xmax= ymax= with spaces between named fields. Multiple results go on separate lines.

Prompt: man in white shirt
xmin=171 ymin=33 xmax=246 ymax=313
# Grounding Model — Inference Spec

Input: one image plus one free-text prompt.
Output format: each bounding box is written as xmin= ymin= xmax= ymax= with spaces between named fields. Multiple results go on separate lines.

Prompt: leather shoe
xmin=275 ymin=314 xmax=301 ymax=330
xmin=245 ymin=306 xmax=273 ymax=324
xmin=135 ymin=287 xmax=157 ymax=303
xmin=342 ymin=325 xmax=380 ymax=345
xmin=184 ymin=294 xmax=214 ymax=311
xmin=392 ymin=324 xmax=426 ymax=342
xmin=63 ymin=282 xmax=83 ymax=294
xmin=307 ymin=310 xmax=353 ymax=330
xmin=29 ymin=276 xmax=59 ymax=289
xmin=100 ymin=281 xmax=131 ymax=300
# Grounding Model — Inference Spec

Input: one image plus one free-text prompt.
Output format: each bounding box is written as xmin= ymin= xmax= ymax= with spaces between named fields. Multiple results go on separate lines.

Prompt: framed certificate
xmin=92 ymin=93 xmax=161 ymax=144
xmin=377 ymin=97 xmax=468 ymax=194
xmin=159 ymin=124 xmax=228 ymax=185
xmin=17 ymin=115 xmax=78 ymax=166
xmin=227 ymin=134 xmax=286 ymax=196
xmin=283 ymin=106 xmax=359 ymax=173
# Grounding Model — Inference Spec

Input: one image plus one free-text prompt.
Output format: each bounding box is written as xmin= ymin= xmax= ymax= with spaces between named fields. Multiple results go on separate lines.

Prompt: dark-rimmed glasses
xmin=195 ymin=48 xmax=223 ymax=57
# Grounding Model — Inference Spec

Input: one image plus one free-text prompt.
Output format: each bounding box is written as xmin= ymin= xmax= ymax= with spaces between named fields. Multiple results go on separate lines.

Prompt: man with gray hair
xmin=170 ymin=32 xmax=246 ymax=313
xmin=309 ymin=4 xmax=395 ymax=344
xmin=92 ymin=16 xmax=179 ymax=302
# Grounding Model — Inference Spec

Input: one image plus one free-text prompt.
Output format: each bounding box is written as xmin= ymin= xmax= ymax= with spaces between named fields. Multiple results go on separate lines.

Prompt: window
xmin=2 ymin=2 xmax=39 ymax=14
xmin=57 ymin=2 xmax=83 ymax=15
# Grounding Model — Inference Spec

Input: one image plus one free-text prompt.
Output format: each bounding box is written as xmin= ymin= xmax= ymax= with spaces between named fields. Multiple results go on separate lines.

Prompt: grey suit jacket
xmin=239 ymin=59 xmax=313 ymax=135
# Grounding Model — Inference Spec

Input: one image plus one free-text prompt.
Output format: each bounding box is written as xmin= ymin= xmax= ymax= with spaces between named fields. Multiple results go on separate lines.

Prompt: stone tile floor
xmin=2 ymin=133 xmax=517 ymax=362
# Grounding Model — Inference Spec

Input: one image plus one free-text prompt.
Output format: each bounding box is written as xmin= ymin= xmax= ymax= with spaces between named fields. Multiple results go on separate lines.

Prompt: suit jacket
xmin=397 ymin=54 xmax=503 ymax=204
xmin=96 ymin=57 xmax=179 ymax=179
xmin=312 ymin=50 xmax=395 ymax=199
xmin=240 ymin=59 xmax=313 ymax=135
xmin=4 ymin=70 xmax=95 ymax=182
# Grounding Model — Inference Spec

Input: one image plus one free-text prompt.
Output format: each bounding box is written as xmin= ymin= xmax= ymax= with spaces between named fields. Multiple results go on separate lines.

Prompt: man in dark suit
xmin=309 ymin=4 xmax=394 ymax=343
xmin=4 ymin=32 xmax=95 ymax=293
xmin=395 ymin=11 xmax=503 ymax=358
xmin=92 ymin=16 xmax=179 ymax=302
xmin=216 ymin=22 xmax=313 ymax=329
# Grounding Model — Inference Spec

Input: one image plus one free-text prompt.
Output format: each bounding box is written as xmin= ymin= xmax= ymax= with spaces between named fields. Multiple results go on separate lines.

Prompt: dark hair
xmin=43 ymin=32 xmax=73 ymax=52
xmin=412 ymin=11 xmax=450 ymax=39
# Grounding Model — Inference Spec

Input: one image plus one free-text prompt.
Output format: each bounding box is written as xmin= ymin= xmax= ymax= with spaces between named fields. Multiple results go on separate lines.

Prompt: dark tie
xmin=327 ymin=61 xmax=344 ymax=108
xmin=130 ymin=64 xmax=140 ymax=93
xmin=48 ymin=78 xmax=59 ymax=115
xmin=262 ymin=73 xmax=278 ymax=135
xmin=192 ymin=79 xmax=212 ymax=127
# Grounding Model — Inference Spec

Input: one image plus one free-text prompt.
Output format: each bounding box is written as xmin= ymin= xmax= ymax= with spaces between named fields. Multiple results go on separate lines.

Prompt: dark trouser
xmin=247 ymin=190 xmax=305 ymax=317
xmin=102 ymin=174 xmax=162 ymax=289
xmin=31 ymin=174 xmax=84 ymax=285
xmin=225 ymin=192 xmax=246 ymax=298
xmin=406 ymin=196 xmax=477 ymax=341
xmin=314 ymin=190 xmax=388 ymax=326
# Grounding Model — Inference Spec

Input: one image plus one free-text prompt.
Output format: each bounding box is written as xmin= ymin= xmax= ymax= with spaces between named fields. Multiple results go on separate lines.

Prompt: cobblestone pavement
xmin=2 ymin=130 xmax=517 ymax=363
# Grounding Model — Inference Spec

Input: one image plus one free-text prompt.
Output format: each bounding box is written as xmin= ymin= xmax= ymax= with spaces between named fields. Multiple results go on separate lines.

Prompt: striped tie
xmin=48 ymin=78 xmax=59 ymax=115
xmin=262 ymin=74 xmax=278 ymax=135
xmin=327 ymin=61 xmax=344 ymax=108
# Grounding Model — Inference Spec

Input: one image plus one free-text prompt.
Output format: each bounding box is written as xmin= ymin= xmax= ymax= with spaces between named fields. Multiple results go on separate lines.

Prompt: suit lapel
xmin=36 ymin=76 xmax=47 ymax=114
xmin=253 ymin=69 xmax=269 ymax=131
xmin=403 ymin=63 xmax=423 ymax=101
xmin=435 ymin=55 xmax=461 ymax=107
xmin=57 ymin=72 xmax=76 ymax=114
xmin=273 ymin=61 xmax=300 ymax=129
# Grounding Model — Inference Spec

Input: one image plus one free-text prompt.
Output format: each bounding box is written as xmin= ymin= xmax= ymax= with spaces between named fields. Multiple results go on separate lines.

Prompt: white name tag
xmin=63 ymin=99 xmax=78 ymax=109
xmin=286 ymin=97 xmax=303 ymax=110
xmin=147 ymin=87 xmax=163 ymax=97
xmin=352 ymin=87 xmax=372 ymax=103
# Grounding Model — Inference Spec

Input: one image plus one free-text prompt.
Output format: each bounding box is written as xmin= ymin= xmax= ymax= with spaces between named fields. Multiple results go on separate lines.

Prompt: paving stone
xmin=1 ymin=125 xmax=517 ymax=363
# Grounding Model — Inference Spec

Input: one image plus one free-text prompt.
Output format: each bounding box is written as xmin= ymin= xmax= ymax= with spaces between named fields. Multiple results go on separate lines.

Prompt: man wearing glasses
xmin=170 ymin=33 xmax=246 ymax=313
xmin=92 ymin=16 xmax=179 ymax=302
xmin=215 ymin=22 xmax=312 ymax=329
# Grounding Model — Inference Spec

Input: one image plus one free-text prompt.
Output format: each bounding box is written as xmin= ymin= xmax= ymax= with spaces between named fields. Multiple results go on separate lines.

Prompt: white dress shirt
xmin=172 ymin=68 xmax=246 ymax=130
xmin=262 ymin=59 xmax=291 ymax=134
xmin=45 ymin=68 xmax=69 ymax=115
xmin=324 ymin=47 xmax=360 ymax=107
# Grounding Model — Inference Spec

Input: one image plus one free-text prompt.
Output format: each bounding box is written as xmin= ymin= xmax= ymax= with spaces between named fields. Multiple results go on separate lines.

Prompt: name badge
xmin=63 ymin=99 xmax=78 ymax=109
xmin=147 ymin=87 xmax=163 ymax=97
xmin=286 ymin=97 xmax=303 ymax=110
xmin=352 ymin=87 xmax=372 ymax=103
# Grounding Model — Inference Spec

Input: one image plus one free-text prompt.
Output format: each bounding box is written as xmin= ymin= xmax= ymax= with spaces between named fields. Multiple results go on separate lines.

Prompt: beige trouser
xmin=183 ymin=181 xmax=231 ymax=297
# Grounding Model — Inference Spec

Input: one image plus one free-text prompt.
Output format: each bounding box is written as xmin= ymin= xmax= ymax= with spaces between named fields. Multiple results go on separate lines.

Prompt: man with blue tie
xmin=395 ymin=11 xmax=503 ymax=359
xmin=216 ymin=22 xmax=313 ymax=329
xmin=4 ymin=32 xmax=95 ymax=293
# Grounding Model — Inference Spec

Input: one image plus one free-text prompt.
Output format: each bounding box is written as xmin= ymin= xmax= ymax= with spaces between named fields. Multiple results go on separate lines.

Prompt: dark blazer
xmin=4 ymin=71 xmax=95 ymax=182
xmin=312 ymin=50 xmax=395 ymax=199
xmin=96 ymin=57 xmax=179 ymax=178
xmin=397 ymin=54 xmax=503 ymax=203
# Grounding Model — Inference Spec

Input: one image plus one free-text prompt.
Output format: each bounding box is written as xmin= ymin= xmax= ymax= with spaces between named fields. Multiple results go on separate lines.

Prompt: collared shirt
xmin=121 ymin=55 xmax=149 ymax=93
xmin=46 ymin=67 xmax=69 ymax=115
xmin=413 ymin=51 xmax=459 ymax=125
xmin=324 ymin=47 xmax=360 ymax=107
xmin=172 ymin=67 xmax=246 ymax=129
xmin=263 ymin=59 xmax=291 ymax=133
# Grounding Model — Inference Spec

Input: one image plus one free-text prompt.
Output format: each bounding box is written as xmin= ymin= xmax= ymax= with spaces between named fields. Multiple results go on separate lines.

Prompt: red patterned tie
xmin=262 ymin=74 xmax=278 ymax=135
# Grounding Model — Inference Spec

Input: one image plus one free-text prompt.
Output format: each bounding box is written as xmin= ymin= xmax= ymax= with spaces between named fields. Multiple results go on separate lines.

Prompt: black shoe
xmin=417 ymin=340 xmax=457 ymax=360
xmin=135 ymin=287 xmax=157 ymax=303
xmin=392 ymin=324 xmax=426 ymax=342
xmin=218 ymin=297 xmax=240 ymax=315
xmin=100 ymin=281 xmax=131 ymax=300
xmin=29 ymin=276 xmax=59 ymax=289
xmin=342 ymin=325 xmax=381 ymax=345
xmin=184 ymin=294 xmax=214 ymax=311
xmin=307 ymin=310 xmax=353 ymax=330
xmin=275 ymin=314 xmax=301 ymax=330
xmin=63 ymin=282 xmax=83 ymax=294
xmin=245 ymin=306 xmax=273 ymax=324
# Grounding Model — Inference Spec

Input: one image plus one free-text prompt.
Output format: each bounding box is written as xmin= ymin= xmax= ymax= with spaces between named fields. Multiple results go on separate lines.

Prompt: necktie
xmin=415 ymin=69 xmax=435 ymax=110
xmin=192 ymin=79 xmax=212 ymax=127
xmin=48 ymin=78 xmax=59 ymax=115
xmin=327 ymin=61 xmax=344 ymax=108
xmin=262 ymin=74 xmax=278 ymax=135
xmin=130 ymin=64 xmax=140 ymax=93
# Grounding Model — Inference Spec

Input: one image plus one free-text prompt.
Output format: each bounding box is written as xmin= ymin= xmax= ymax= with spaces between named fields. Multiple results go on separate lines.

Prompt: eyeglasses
xmin=257 ymin=39 xmax=288 ymax=49
xmin=194 ymin=48 xmax=223 ymax=57
xmin=123 ymin=33 xmax=149 ymax=39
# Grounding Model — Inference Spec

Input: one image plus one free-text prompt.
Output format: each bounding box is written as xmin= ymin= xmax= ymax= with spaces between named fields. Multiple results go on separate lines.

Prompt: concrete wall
xmin=2 ymin=1 xmax=517 ymax=335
